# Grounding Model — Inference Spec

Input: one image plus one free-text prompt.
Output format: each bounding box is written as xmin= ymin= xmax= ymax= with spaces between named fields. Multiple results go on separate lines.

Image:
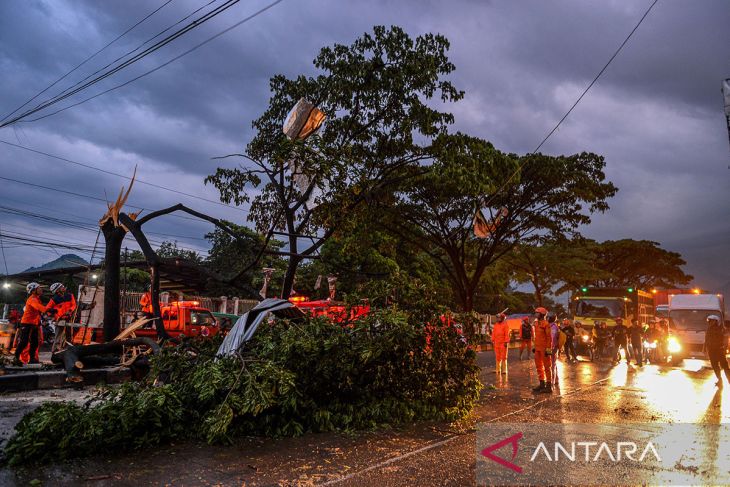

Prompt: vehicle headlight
xmin=643 ymin=340 xmax=657 ymax=349
xmin=582 ymin=335 xmax=589 ymax=342
xmin=667 ymin=337 xmax=681 ymax=354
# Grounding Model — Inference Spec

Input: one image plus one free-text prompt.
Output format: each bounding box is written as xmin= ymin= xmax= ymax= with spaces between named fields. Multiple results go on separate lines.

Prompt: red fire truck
xmin=288 ymin=296 xmax=370 ymax=323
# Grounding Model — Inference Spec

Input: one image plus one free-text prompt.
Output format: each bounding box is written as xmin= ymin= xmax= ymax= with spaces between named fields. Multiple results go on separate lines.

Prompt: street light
xmin=2 ymin=282 xmax=9 ymax=289
xmin=91 ymin=274 xmax=98 ymax=280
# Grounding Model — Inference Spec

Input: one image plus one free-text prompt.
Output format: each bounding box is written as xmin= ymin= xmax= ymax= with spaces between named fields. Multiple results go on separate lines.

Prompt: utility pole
xmin=121 ymin=247 xmax=128 ymax=324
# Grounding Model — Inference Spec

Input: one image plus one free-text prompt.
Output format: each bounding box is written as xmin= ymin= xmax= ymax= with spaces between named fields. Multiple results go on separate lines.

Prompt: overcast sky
xmin=0 ymin=0 xmax=728 ymax=295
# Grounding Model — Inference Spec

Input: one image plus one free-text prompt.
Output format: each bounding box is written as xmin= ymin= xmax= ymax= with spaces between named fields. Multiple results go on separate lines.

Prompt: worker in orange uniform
xmin=139 ymin=285 xmax=154 ymax=320
xmin=13 ymin=282 xmax=46 ymax=366
xmin=492 ymin=312 xmax=510 ymax=375
xmin=45 ymin=283 xmax=77 ymax=320
xmin=532 ymin=306 xmax=554 ymax=393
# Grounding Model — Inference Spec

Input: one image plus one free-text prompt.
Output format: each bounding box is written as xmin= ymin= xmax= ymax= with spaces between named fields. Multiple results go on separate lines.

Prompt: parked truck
xmin=666 ymin=293 xmax=725 ymax=364
xmin=572 ymin=287 xmax=654 ymax=329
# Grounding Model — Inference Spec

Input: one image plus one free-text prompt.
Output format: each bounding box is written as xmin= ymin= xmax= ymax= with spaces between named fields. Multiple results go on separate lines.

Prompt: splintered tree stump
xmin=51 ymin=338 xmax=160 ymax=382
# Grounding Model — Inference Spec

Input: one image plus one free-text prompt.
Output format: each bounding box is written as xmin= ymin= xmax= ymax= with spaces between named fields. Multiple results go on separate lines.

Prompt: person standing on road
xmin=612 ymin=318 xmax=629 ymax=364
xmin=704 ymin=315 xmax=730 ymax=388
xmin=13 ymin=282 xmax=46 ymax=366
xmin=561 ymin=318 xmax=577 ymax=363
xmin=519 ymin=316 xmax=533 ymax=360
xmin=629 ymin=319 xmax=644 ymax=366
xmin=532 ymin=307 xmax=554 ymax=393
xmin=492 ymin=313 xmax=510 ymax=375
xmin=549 ymin=314 xmax=563 ymax=386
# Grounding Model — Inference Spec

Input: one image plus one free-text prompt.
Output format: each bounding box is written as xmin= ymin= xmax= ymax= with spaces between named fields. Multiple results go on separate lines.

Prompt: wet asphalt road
xmin=2 ymin=348 xmax=729 ymax=486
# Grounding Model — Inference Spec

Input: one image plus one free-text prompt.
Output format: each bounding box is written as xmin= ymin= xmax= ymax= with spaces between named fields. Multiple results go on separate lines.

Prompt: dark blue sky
xmin=0 ymin=0 xmax=728 ymax=294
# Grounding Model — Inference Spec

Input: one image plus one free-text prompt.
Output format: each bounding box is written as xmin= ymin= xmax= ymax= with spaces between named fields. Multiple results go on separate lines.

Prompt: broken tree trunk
xmin=51 ymin=338 xmax=160 ymax=382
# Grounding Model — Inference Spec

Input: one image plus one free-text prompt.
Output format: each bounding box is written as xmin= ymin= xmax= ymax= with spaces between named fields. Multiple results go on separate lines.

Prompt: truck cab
xmin=667 ymin=293 xmax=725 ymax=362
xmin=134 ymin=300 xmax=219 ymax=339
xmin=572 ymin=287 xmax=654 ymax=330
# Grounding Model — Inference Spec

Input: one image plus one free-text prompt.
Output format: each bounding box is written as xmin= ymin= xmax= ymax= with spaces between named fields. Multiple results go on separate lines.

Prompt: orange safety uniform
xmin=492 ymin=321 xmax=510 ymax=361
xmin=140 ymin=292 xmax=153 ymax=314
xmin=533 ymin=318 xmax=553 ymax=383
xmin=17 ymin=294 xmax=46 ymax=363
xmin=21 ymin=294 xmax=46 ymax=326
xmin=45 ymin=292 xmax=77 ymax=319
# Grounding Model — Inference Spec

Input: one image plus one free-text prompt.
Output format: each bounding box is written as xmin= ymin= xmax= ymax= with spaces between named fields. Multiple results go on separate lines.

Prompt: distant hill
xmin=22 ymin=254 xmax=89 ymax=273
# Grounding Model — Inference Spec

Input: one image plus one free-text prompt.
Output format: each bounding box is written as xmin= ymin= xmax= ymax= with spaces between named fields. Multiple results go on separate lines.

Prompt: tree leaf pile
xmin=4 ymin=308 xmax=481 ymax=466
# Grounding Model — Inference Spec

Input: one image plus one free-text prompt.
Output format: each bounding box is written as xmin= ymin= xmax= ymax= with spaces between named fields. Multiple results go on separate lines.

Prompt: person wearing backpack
xmin=519 ymin=316 xmax=533 ymax=360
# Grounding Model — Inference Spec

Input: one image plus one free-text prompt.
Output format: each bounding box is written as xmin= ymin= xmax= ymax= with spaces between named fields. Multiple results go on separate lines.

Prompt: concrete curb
xmin=0 ymin=367 xmax=131 ymax=392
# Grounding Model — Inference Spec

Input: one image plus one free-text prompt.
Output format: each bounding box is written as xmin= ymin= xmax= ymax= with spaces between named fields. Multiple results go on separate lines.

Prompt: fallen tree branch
xmin=51 ymin=338 xmax=160 ymax=382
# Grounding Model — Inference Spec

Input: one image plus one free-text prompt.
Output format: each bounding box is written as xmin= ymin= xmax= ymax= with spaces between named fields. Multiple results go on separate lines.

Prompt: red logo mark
xmin=480 ymin=432 xmax=523 ymax=473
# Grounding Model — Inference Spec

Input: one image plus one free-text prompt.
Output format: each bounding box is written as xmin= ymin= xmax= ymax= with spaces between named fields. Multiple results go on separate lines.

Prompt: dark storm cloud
xmin=0 ymin=0 xmax=728 ymax=293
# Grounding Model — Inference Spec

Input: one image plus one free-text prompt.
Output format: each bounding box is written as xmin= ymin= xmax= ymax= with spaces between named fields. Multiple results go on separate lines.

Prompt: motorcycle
xmin=575 ymin=332 xmax=594 ymax=361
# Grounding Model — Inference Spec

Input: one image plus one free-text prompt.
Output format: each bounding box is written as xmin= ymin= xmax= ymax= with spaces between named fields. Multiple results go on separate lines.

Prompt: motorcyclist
xmin=594 ymin=321 xmax=609 ymax=359
xmin=531 ymin=307 xmax=554 ymax=393
xmin=629 ymin=319 xmax=644 ymax=366
xmin=13 ymin=282 xmax=46 ymax=366
xmin=519 ymin=316 xmax=533 ymax=360
xmin=612 ymin=318 xmax=629 ymax=364
xmin=560 ymin=318 xmax=577 ymax=363
xmin=491 ymin=312 xmax=510 ymax=375
xmin=704 ymin=315 xmax=730 ymax=388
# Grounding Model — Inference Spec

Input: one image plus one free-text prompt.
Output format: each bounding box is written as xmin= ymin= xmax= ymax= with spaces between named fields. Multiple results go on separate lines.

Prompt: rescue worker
xmin=629 ymin=319 xmax=644 ymax=366
xmin=612 ymin=317 xmax=629 ymax=364
xmin=560 ymin=318 xmax=577 ymax=363
xmin=532 ymin=307 xmax=553 ymax=393
xmin=704 ymin=315 xmax=730 ymax=388
xmin=45 ymin=283 xmax=77 ymax=321
xmin=13 ymin=282 xmax=46 ymax=366
xmin=519 ymin=316 xmax=533 ymax=360
xmin=139 ymin=285 xmax=154 ymax=320
xmin=492 ymin=312 xmax=510 ymax=375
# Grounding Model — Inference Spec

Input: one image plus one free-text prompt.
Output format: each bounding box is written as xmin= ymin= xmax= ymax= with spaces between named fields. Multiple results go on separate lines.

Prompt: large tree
xmin=389 ymin=141 xmax=618 ymax=311
xmin=206 ymin=25 xmax=463 ymax=298
xmin=584 ymin=239 xmax=693 ymax=289
xmin=504 ymin=238 xmax=608 ymax=306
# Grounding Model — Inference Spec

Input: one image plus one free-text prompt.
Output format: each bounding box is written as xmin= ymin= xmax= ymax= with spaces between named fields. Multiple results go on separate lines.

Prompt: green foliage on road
xmin=4 ymin=310 xmax=481 ymax=466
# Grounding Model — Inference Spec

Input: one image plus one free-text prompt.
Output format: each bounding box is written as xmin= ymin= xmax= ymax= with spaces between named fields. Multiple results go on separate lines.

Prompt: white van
xmin=667 ymin=294 xmax=725 ymax=362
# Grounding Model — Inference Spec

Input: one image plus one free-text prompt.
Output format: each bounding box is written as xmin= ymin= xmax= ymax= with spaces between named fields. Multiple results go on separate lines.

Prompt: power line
xmin=0 ymin=0 xmax=174 ymax=124
xmin=481 ymin=0 xmax=660 ymax=210
xmin=0 ymin=174 xmax=205 ymax=223
xmin=0 ymin=209 xmax=210 ymax=255
xmin=15 ymin=0 xmax=285 ymax=124
xmin=4 ymin=0 xmax=219 ymax=126
xmin=0 ymin=138 xmax=249 ymax=214
xmin=1 ymin=0 xmax=243 ymax=127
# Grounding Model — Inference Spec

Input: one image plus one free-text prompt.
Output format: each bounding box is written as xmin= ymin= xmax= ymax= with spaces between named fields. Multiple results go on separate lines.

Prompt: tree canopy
xmin=206 ymin=25 xmax=464 ymax=297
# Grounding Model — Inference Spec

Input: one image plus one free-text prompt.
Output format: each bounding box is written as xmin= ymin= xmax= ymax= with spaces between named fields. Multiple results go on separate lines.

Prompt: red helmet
xmin=534 ymin=307 xmax=548 ymax=315
xmin=497 ymin=312 xmax=507 ymax=321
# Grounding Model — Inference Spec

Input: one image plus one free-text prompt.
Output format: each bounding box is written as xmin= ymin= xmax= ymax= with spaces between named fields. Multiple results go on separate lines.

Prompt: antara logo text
xmin=481 ymin=433 xmax=662 ymax=473
xmin=529 ymin=441 xmax=662 ymax=463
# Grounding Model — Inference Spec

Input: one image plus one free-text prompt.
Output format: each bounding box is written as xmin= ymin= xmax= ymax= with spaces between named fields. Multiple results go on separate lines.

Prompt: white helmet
xmin=707 ymin=315 xmax=721 ymax=323
xmin=50 ymin=282 xmax=65 ymax=294
xmin=26 ymin=282 xmax=42 ymax=294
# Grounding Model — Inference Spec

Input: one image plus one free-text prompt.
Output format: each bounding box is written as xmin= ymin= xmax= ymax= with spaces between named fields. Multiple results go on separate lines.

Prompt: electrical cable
xmin=0 ymin=138 xmax=250 ymax=214
xmin=13 ymin=0 xmax=285 ymax=124
xmin=1 ymin=0 xmax=243 ymax=127
xmin=480 ymin=0 xmax=660 ymax=211
xmin=0 ymin=0 xmax=174 ymax=124
xmin=6 ymin=0 xmax=218 ymax=126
